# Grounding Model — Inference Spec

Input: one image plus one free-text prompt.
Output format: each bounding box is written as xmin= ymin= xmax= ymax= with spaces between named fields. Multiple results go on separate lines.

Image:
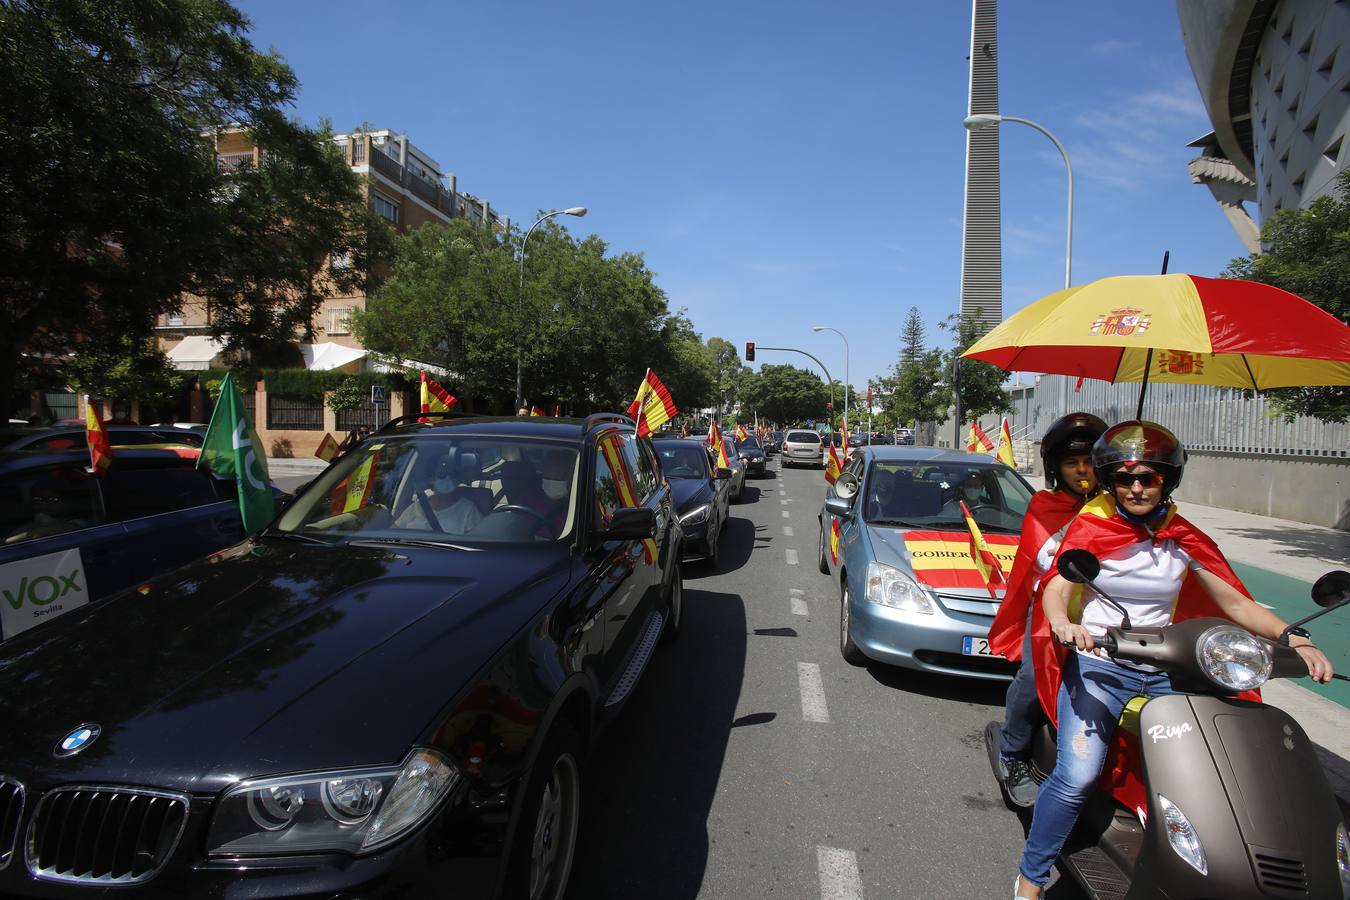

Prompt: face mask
xmin=963 ymin=485 xmax=982 ymax=502
xmin=433 ymin=477 xmax=455 ymax=493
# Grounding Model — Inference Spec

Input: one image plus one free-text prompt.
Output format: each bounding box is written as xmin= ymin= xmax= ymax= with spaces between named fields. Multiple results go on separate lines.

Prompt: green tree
xmin=740 ymin=364 xmax=829 ymax=425
xmin=0 ymin=0 xmax=293 ymax=420
xmin=1225 ymin=169 xmax=1350 ymax=422
xmin=943 ymin=313 xmax=1011 ymax=422
xmin=888 ymin=308 xmax=951 ymax=426
xmin=706 ymin=337 xmax=748 ymax=415
xmin=63 ymin=334 xmax=182 ymax=411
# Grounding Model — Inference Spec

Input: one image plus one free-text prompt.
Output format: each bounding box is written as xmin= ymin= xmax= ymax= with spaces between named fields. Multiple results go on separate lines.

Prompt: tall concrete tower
xmin=959 ymin=0 xmax=1002 ymax=329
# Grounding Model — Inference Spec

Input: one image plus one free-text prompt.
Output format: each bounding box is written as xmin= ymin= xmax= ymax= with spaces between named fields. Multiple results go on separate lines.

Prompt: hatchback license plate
xmin=962 ymin=636 xmax=996 ymax=657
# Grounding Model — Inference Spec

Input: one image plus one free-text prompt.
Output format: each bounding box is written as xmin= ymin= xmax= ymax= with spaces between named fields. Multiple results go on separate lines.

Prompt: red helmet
xmin=1091 ymin=420 xmax=1186 ymax=495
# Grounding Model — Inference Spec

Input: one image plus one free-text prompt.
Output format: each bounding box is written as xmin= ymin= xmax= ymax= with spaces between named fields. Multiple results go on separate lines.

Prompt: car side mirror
xmin=824 ymin=496 xmax=853 ymax=517
xmin=715 ymin=467 xmax=732 ymax=480
xmin=601 ymin=506 xmax=656 ymax=541
xmin=1056 ymin=549 xmax=1100 ymax=584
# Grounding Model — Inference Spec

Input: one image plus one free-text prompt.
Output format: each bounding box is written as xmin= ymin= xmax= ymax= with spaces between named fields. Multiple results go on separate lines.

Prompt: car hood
xmin=865 ymin=525 xmax=1017 ymax=599
xmin=0 ymin=538 xmax=571 ymax=791
xmin=740 ymin=449 xmax=765 ymax=460
xmin=669 ymin=478 xmax=713 ymax=513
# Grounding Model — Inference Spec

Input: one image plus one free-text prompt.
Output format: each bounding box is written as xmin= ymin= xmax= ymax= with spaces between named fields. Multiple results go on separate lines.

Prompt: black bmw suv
xmin=0 ymin=413 xmax=681 ymax=899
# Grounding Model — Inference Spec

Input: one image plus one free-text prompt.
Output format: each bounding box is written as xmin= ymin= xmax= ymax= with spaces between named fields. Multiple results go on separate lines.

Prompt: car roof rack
xmin=374 ymin=411 xmax=477 ymax=435
xmin=582 ymin=413 xmax=635 ymax=434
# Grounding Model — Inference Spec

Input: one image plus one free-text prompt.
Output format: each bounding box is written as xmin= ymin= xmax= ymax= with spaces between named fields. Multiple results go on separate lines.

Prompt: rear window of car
xmin=786 ymin=431 xmax=820 ymax=444
xmin=100 ymin=465 xmax=224 ymax=522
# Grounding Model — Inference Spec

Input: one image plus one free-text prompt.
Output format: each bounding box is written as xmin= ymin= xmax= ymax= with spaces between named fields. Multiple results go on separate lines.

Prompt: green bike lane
xmin=1231 ymin=562 xmax=1349 ymax=706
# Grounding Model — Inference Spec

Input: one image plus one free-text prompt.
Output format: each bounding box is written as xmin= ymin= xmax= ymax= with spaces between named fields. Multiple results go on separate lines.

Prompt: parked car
xmin=735 ymin=436 xmax=767 ymax=478
xmin=780 ymin=428 xmax=824 ymax=468
xmin=847 ymin=432 xmax=870 ymax=448
xmin=721 ymin=437 xmax=746 ymax=502
xmin=653 ymin=437 xmax=730 ymax=565
xmin=871 ymin=432 xmax=895 ymax=446
xmin=2 ymin=425 xmax=204 ymax=452
xmin=0 ymin=447 xmax=285 ymax=642
xmin=0 ymin=412 xmax=683 ymax=898
xmin=817 ymin=446 xmax=1033 ymax=680
xmin=896 ymin=428 xmax=915 ymax=446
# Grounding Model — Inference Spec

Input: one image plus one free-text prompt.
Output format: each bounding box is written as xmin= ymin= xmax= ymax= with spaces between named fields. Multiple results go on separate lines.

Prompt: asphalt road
xmin=573 ymin=461 xmax=1085 ymax=900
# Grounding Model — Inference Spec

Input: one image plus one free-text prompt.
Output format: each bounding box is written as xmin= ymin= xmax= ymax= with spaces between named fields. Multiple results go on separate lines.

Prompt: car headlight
xmin=1336 ymin=820 xmax=1350 ymax=898
xmin=207 ymin=748 xmax=458 ymax=857
xmin=1158 ymin=794 xmax=1207 ymax=875
xmin=1196 ymin=624 xmax=1272 ymax=692
xmin=865 ymin=561 xmax=934 ymax=614
xmin=680 ymin=504 xmax=710 ymax=526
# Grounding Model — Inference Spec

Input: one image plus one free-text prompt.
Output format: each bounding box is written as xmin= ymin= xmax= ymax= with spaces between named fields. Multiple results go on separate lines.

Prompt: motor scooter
xmin=986 ymin=549 xmax=1350 ymax=899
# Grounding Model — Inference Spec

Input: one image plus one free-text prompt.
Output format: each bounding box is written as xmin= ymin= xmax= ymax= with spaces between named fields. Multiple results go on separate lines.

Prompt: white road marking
xmin=786 ymin=548 xmax=799 ymax=565
xmin=782 ymin=510 xmax=791 ymax=518
xmin=783 ymin=526 xmax=794 ymax=537
xmin=790 ymin=588 xmax=809 ymax=616
xmin=816 ymin=846 xmax=863 ymax=900
xmin=798 ymin=662 xmax=830 ymax=723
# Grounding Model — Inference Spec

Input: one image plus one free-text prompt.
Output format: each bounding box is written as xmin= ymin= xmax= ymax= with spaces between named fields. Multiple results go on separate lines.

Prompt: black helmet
xmin=1040 ymin=412 xmax=1108 ymax=489
xmin=1092 ymin=420 xmax=1186 ymax=496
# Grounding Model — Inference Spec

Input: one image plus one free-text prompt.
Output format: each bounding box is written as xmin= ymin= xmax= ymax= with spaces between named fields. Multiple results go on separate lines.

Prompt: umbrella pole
xmin=1134 ymin=250 xmax=1170 ymax=420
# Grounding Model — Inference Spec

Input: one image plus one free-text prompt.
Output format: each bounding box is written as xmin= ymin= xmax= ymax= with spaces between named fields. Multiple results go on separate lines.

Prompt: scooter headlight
xmin=1158 ymin=794 xmax=1207 ymax=876
xmin=1196 ymin=625 xmax=1272 ymax=692
xmin=1336 ymin=821 xmax=1349 ymax=898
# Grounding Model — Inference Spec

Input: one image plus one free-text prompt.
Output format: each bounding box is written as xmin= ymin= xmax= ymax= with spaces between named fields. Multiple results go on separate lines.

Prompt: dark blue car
xmin=0 ymin=448 xmax=274 ymax=642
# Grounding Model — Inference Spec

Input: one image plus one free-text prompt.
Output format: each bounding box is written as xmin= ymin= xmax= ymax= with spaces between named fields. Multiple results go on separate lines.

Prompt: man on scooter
xmin=1012 ymin=421 xmax=1334 ymax=900
xmin=987 ymin=412 xmax=1107 ymax=808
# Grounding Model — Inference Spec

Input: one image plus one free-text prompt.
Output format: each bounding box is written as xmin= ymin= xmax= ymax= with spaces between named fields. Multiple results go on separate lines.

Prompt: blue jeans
xmin=1018 ymin=652 xmax=1176 ymax=887
xmin=999 ymin=614 xmax=1041 ymax=759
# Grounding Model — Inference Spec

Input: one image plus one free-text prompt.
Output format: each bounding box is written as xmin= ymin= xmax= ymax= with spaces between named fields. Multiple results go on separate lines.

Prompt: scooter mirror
xmin=1311 ymin=570 xmax=1350 ymax=608
xmin=1057 ymin=549 xmax=1100 ymax=584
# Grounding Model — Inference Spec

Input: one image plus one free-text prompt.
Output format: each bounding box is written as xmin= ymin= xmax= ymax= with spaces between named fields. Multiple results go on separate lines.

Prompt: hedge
xmin=181 ymin=368 xmax=411 ymax=401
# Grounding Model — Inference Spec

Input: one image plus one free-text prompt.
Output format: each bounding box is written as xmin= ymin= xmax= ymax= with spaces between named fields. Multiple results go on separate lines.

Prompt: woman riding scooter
xmin=1012 ymin=420 xmax=1334 ymax=900
xmin=986 ymin=412 xmax=1107 ymax=808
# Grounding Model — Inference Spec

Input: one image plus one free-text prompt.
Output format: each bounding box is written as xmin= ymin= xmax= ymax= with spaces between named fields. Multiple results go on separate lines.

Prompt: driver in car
xmin=498 ymin=458 xmax=568 ymax=536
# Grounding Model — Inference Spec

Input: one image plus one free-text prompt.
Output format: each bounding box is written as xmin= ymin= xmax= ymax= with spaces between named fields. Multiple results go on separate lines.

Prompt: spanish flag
xmin=314 ymin=432 xmax=340 ymax=463
xmin=708 ymin=420 xmax=731 ymax=469
xmin=84 ymin=396 xmax=112 ymax=476
xmin=966 ymin=420 xmax=995 ymax=454
xmin=531 ymin=406 xmax=544 ymax=417
xmin=735 ymin=423 xmax=748 ymax=442
xmin=995 ymin=417 xmax=1016 ymax=467
xmin=960 ymin=500 xmax=1007 ymax=598
xmin=824 ymin=441 xmax=843 ymax=485
xmin=598 ymin=432 xmax=657 ymax=562
xmin=626 ymin=368 xmax=678 ymax=437
xmin=420 ymin=372 xmax=457 ymax=422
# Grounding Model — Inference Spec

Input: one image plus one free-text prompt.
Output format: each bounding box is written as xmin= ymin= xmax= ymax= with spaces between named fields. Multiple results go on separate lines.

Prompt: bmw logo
xmin=54 ymin=724 xmax=101 ymax=758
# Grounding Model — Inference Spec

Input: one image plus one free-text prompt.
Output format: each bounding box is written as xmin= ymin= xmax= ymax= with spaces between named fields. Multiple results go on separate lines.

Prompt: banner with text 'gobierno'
xmin=198 ymin=372 xmax=274 ymax=534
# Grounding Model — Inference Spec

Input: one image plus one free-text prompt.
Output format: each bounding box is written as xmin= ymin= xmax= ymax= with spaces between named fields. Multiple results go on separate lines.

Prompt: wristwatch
xmin=1284 ymin=625 xmax=1312 ymax=646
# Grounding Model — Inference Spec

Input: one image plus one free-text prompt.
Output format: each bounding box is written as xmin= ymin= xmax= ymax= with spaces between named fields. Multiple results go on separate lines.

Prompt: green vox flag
xmin=198 ymin=372 xmax=274 ymax=534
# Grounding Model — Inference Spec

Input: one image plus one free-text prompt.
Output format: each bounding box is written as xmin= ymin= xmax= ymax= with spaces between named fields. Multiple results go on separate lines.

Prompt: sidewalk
xmin=1025 ymin=474 xmax=1350 ymax=809
xmin=266 ymin=456 xmax=329 ymax=477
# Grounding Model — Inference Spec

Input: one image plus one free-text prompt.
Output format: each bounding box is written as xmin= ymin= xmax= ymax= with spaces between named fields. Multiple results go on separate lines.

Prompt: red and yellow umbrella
xmin=963 ymin=274 xmax=1350 ymax=390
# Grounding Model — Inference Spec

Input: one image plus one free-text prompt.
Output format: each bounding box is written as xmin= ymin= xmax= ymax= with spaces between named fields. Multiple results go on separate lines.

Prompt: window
xmin=372 ymin=192 xmax=399 ymax=224
xmin=162 ymin=313 xmax=185 ymax=327
xmin=0 ymin=464 xmax=102 ymax=545
xmin=100 ymin=466 xmax=223 ymax=523
xmin=594 ymin=434 xmax=640 ymax=525
xmin=621 ymin=434 xmax=658 ymax=501
xmin=328 ymin=307 xmax=354 ymax=335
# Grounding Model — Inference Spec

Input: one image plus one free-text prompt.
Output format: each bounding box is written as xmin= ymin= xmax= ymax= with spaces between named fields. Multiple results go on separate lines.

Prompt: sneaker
xmin=1003 ymin=757 xmax=1038 ymax=808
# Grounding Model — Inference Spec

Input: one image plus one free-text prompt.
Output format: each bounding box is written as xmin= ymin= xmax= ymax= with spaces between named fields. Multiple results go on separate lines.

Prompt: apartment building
xmin=157 ymin=127 xmax=504 ymax=371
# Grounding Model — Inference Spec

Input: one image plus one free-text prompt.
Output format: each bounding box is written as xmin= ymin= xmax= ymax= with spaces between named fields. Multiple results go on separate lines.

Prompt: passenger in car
xmin=499 ymin=459 xmax=568 ymax=536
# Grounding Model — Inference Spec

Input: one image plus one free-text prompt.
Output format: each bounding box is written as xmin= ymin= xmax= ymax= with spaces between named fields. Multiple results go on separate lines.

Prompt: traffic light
xmin=745 ymin=342 xmax=755 ymax=362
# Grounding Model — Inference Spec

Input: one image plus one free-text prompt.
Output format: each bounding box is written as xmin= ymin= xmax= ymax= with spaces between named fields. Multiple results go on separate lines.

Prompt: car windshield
xmin=273 ymin=434 xmax=580 ymax=545
xmin=861 ymin=461 xmax=1032 ymax=534
xmin=655 ymin=443 xmax=708 ymax=479
xmin=786 ymin=430 xmax=819 ymax=444
xmin=736 ymin=437 xmax=761 ymax=451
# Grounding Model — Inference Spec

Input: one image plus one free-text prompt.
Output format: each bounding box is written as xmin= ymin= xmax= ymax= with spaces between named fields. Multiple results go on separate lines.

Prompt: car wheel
xmin=816 ymin=520 xmax=830 ymax=574
xmin=661 ymin=559 xmax=683 ymax=644
xmin=507 ymin=722 xmax=583 ymax=900
xmin=840 ymin=581 xmax=866 ymax=666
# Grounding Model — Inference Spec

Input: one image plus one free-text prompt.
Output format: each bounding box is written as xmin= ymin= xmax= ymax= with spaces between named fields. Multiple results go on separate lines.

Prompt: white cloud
xmin=1065 ymin=78 xmax=1210 ymax=191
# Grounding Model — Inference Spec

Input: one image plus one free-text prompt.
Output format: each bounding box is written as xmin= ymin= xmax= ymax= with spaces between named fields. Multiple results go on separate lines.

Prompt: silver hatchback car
xmin=780 ymin=429 xmax=824 ymax=469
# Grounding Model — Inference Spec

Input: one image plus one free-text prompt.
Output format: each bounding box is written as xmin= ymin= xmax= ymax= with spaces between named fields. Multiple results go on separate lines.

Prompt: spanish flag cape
xmin=986 ymin=489 xmax=1084 ymax=661
xmin=1033 ymin=493 xmax=1260 ymax=813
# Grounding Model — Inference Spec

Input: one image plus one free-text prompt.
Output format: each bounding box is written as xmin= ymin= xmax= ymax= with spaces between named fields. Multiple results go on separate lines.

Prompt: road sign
xmin=370 ymin=385 xmax=387 ymax=404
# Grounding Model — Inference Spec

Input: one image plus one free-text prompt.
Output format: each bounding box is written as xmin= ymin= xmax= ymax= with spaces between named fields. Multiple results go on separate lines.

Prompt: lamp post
xmin=517 ymin=206 xmax=588 ymax=411
xmin=963 ymin=113 xmax=1073 ymax=291
xmin=812 ymin=325 xmax=849 ymax=436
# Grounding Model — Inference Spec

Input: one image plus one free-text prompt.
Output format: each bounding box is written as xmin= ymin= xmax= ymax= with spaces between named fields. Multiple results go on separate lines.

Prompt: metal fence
xmin=1007 ymin=376 xmax=1350 ymax=458
xmin=335 ymin=400 xmax=391 ymax=432
xmin=43 ymin=392 xmax=77 ymax=421
xmin=266 ymin=396 xmax=324 ymax=431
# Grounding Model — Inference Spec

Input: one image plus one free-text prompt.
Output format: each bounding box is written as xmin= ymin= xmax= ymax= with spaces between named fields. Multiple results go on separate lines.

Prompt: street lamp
xmin=963 ymin=113 xmax=1073 ymax=291
xmin=812 ymin=325 xmax=849 ymax=436
xmin=517 ymin=206 xmax=588 ymax=410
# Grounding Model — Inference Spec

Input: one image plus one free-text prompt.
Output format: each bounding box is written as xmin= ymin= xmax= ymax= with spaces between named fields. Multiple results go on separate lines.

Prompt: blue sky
xmin=235 ymin=0 xmax=1250 ymax=393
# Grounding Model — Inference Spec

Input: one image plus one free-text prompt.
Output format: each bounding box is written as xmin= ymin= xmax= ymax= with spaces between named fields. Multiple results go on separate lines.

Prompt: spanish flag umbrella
xmin=962 ymin=273 xmax=1350 ymax=415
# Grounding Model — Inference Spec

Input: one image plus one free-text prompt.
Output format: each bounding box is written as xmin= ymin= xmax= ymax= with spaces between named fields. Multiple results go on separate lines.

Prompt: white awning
xmin=299 ymin=342 xmax=368 ymax=371
xmin=165 ymin=336 xmax=226 ymax=370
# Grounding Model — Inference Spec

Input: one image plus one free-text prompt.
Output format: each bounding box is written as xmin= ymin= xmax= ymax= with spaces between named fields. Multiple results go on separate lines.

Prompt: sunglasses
xmin=1112 ymin=471 xmax=1161 ymax=489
